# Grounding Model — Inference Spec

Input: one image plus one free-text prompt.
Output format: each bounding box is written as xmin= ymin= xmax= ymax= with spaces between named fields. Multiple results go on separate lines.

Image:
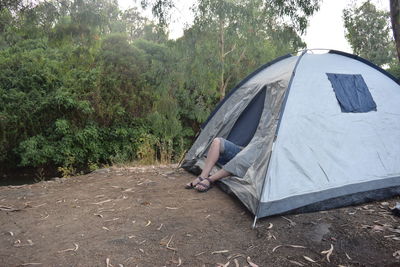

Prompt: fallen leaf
xmin=234 ymin=258 xmax=239 ymax=267
xmin=272 ymin=244 xmax=306 ymax=252
xmin=272 ymin=245 xmax=282 ymax=252
xmin=303 ymin=256 xmax=316 ymax=263
xmin=281 ymin=216 xmax=296 ymax=226
xmin=145 ymin=220 xmax=151 ymax=227
xmin=267 ymin=223 xmax=273 ymax=229
xmin=58 ymin=243 xmax=79 ymax=253
xmin=0 ymin=205 xmax=21 ymax=211
xmin=91 ymin=199 xmax=112 ymax=205
xmin=388 ymin=228 xmax=400 ymax=234
xmin=157 ymin=224 xmax=163 ymax=230
xmin=159 ymin=236 xmax=169 ymax=246
xmin=14 ymin=239 xmax=34 ymax=247
xmin=177 ymin=257 xmax=182 ymax=266
xmin=393 ymin=250 xmax=400 ymax=259
xmin=372 ymin=225 xmax=385 ymax=232
xmin=320 ymin=244 xmax=333 ymax=262
xmin=345 ymin=253 xmax=351 ymax=260
xmin=288 ymin=260 xmax=304 ymax=266
xmin=166 ymin=235 xmax=177 ymax=251
xmin=105 ymin=218 xmax=119 ymax=222
xmin=246 ymin=256 xmax=259 ymax=267
xmin=211 ymin=250 xmax=229 ymax=254
xmin=166 ymin=207 xmax=179 ymax=210
xmin=227 ymin=253 xmax=246 ymax=260
xmin=20 ymin=263 xmax=42 ymax=266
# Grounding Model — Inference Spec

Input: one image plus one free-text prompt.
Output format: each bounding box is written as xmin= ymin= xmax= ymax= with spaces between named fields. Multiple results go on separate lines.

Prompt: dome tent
xmin=181 ymin=50 xmax=400 ymax=226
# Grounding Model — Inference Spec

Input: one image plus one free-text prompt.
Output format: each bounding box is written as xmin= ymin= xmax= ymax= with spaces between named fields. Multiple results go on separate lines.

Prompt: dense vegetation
xmin=0 ymin=0 xmax=312 ymax=176
xmin=0 ymin=0 xmax=397 ymax=177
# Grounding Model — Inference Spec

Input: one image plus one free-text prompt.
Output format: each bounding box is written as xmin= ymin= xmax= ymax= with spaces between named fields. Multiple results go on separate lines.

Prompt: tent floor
xmin=1 ymin=165 xmax=399 ymax=266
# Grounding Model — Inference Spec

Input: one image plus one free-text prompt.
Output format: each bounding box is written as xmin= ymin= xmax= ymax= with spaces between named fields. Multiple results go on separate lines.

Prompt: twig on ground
xmin=58 ymin=243 xmax=79 ymax=253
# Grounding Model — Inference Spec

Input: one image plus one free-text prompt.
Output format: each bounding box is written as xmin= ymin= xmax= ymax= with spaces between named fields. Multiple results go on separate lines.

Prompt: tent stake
xmin=252 ymin=216 xmax=257 ymax=229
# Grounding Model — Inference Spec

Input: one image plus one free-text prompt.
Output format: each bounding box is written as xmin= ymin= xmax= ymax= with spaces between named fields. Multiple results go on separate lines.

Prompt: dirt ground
xmin=0 ymin=165 xmax=399 ymax=267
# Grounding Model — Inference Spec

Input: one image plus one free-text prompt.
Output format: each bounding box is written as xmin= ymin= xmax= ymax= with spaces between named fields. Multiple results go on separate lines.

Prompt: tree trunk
xmin=219 ymin=17 xmax=225 ymax=100
xmin=390 ymin=0 xmax=400 ymax=62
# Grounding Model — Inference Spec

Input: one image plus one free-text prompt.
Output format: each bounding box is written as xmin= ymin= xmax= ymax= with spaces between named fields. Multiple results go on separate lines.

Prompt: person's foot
xmin=185 ymin=177 xmax=205 ymax=189
xmin=195 ymin=177 xmax=213 ymax=192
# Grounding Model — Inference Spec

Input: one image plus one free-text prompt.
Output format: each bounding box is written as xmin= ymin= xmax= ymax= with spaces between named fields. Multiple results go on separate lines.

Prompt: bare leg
xmin=194 ymin=168 xmax=231 ymax=190
xmin=199 ymin=137 xmax=222 ymax=178
xmin=186 ymin=138 xmax=229 ymax=188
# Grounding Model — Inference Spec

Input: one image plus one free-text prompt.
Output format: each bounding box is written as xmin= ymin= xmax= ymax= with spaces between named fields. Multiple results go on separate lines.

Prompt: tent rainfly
xmin=181 ymin=50 xmax=400 ymax=226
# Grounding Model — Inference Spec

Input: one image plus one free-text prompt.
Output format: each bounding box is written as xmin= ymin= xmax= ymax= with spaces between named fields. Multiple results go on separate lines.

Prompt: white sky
xmin=118 ymin=0 xmax=390 ymax=54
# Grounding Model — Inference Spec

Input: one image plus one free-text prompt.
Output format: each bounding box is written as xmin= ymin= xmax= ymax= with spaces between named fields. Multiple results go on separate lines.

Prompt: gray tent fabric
xmin=181 ymin=50 xmax=400 ymax=221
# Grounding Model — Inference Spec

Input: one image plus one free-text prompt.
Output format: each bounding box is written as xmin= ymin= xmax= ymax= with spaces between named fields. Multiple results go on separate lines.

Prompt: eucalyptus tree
xmin=390 ymin=0 xmax=400 ymax=61
xmin=343 ymin=1 xmax=396 ymax=66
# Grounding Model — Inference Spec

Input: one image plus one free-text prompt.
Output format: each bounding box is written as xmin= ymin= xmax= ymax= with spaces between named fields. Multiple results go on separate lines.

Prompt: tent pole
xmin=252 ymin=216 xmax=258 ymax=229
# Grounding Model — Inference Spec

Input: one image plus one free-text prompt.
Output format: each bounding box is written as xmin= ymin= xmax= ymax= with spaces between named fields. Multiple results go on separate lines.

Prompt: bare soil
xmin=0 ymin=165 xmax=399 ymax=267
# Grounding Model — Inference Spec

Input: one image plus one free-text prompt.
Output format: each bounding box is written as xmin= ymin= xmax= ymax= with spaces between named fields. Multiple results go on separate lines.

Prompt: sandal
xmin=185 ymin=177 xmax=204 ymax=189
xmin=195 ymin=177 xmax=213 ymax=193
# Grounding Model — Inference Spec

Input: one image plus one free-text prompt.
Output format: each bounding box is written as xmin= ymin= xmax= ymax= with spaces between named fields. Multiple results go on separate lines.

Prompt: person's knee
xmin=212 ymin=137 xmax=221 ymax=148
xmin=212 ymin=137 xmax=224 ymax=154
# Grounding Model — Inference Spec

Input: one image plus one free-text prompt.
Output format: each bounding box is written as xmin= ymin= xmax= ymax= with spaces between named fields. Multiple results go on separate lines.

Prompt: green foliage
xmin=387 ymin=61 xmax=400 ymax=79
xmin=0 ymin=0 xmax=320 ymax=177
xmin=343 ymin=1 xmax=396 ymax=66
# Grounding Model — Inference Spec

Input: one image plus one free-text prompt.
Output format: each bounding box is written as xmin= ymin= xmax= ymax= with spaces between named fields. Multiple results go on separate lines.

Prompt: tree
xmin=140 ymin=0 xmax=321 ymax=34
xmin=343 ymin=1 xmax=396 ymax=66
xmin=390 ymin=0 xmax=400 ymax=62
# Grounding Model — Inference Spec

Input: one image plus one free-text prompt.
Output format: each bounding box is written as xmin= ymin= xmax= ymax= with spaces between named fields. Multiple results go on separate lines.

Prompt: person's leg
xmin=185 ymin=137 xmax=222 ymax=188
xmin=194 ymin=168 xmax=231 ymax=191
xmin=199 ymin=137 xmax=221 ymax=178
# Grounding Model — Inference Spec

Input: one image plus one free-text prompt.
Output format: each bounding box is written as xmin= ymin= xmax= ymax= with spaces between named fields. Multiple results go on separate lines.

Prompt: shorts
xmin=217 ymin=138 xmax=243 ymax=166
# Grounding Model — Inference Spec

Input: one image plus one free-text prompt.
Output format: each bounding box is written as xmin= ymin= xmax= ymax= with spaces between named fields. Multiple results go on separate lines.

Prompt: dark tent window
xmin=326 ymin=73 xmax=377 ymax=113
xmin=227 ymin=87 xmax=266 ymax=147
